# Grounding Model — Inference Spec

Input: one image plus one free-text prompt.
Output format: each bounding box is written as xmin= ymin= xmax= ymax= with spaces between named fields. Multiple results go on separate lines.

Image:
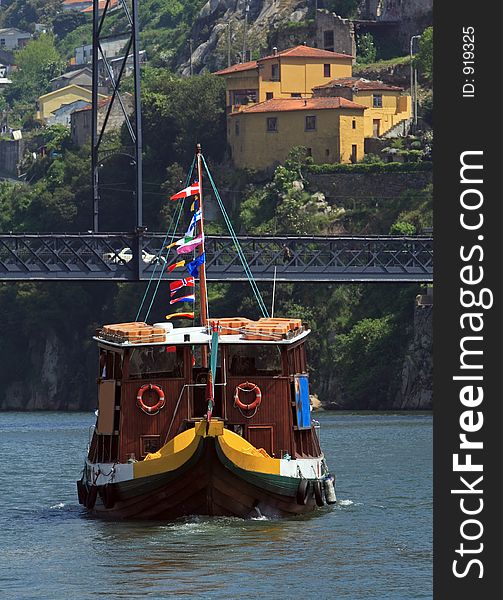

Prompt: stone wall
xmin=0 ymin=138 xmax=23 ymax=178
xmin=315 ymin=10 xmax=355 ymax=58
xmin=306 ymin=169 xmax=432 ymax=204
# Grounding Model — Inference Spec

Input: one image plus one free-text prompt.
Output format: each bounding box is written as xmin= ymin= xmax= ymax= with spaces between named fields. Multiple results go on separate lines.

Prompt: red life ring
xmin=234 ymin=381 xmax=262 ymax=411
xmin=136 ymin=383 xmax=165 ymax=415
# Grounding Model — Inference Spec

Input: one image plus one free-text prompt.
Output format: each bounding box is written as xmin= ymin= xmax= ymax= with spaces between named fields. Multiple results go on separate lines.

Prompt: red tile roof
xmin=313 ymin=77 xmax=404 ymax=92
xmin=215 ymin=45 xmax=353 ymax=76
xmin=259 ymin=45 xmax=353 ymax=61
xmin=82 ymin=0 xmax=118 ymax=13
xmin=232 ymin=97 xmax=366 ymax=115
xmin=214 ymin=60 xmax=259 ymax=76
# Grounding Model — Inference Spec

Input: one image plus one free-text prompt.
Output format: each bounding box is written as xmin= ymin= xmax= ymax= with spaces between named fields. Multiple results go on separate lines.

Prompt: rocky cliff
xmin=178 ymin=0 xmax=433 ymax=74
xmin=1 ymin=329 xmax=95 ymax=411
xmin=179 ymin=0 xmax=311 ymax=75
xmin=392 ymin=302 xmax=432 ymax=409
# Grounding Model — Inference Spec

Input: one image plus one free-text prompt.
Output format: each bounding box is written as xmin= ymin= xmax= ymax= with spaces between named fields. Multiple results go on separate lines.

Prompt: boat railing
xmin=312 ymin=419 xmax=321 ymax=443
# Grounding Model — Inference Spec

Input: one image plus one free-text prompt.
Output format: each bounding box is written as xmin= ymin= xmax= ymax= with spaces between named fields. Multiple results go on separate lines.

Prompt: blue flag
xmin=186 ymin=253 xmax=205 ymax=278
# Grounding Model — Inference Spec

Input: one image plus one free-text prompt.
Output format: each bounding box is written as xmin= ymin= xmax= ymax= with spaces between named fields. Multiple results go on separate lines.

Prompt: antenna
xmin=271 ymin=266 xmax=277 ymax=318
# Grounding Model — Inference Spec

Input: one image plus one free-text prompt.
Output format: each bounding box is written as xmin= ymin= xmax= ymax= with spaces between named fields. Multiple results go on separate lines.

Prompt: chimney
xmin=273 ymin=47 xmax=278 ymax=56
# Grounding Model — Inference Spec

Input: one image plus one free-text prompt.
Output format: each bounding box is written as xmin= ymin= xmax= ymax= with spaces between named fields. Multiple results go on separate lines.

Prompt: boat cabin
xmin=88 ymin=319 xmax=321 ymax=466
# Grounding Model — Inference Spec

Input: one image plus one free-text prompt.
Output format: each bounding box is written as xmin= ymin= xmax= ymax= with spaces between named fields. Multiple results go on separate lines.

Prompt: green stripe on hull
xmin=215 ymin=443 xmax=301 ymax=498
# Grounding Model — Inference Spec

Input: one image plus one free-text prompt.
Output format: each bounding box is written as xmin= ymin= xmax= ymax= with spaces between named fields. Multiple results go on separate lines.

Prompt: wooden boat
xmin=77 ymin=147 xmax=336 ymax=519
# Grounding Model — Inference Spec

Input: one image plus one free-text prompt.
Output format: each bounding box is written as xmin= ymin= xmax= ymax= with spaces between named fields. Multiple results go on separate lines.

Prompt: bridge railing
xmin=0 ymin=234 xmax=433 ymax=282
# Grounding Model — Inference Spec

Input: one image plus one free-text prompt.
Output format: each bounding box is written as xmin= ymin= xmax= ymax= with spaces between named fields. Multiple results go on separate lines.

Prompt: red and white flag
xmin=170 ymin=182 xmax=200 ymax=201
xmin=170 ymin=277 xmax=195 ymax=293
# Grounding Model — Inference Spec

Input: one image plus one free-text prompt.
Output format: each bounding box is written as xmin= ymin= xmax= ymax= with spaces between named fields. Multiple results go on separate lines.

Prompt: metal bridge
xmin=0 ymin=234 xmax=432 ymax=283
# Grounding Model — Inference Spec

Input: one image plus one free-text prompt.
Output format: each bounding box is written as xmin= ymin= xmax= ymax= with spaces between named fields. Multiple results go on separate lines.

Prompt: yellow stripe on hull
xmin=133 ymin=419 xmax=281 ymax=479
xmin=217 ymin=429 xmax=281 ymax=475
xmin=133 ymin=427 xmax=200 ymax=479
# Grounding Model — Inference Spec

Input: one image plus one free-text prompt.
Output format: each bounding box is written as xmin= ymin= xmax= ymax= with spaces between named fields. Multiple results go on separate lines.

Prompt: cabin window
xmin=140 ymin=435 xmax=161 ymax=458
xmin=129 ymin=346 xmax=184 ymax=378
xmin=266 ymin=117 xmax=278 ymax=132
xmin=323 ymin=63 xmax=331 ymax=78
xmin=228 ymin=345 xmax=282 ymax=376
xmin=373 ymin=94 xmax=383 ymax=108
xmin=191 ymin=344 xmax=220 ymax=368
xmin=99 ymin=349 xmax=122 ymax=379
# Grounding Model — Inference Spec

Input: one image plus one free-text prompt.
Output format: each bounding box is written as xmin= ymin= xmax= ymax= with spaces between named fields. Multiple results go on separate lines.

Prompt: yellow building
xmin=228 ymin=97 xmax=366 ymax=170
xmin=312 ymin=77 xmax=411 ymax=138
xmin=36 ymin=84 xmax=108 ymax=121
xmin=215 ymin=45 xmax=353 ymax=111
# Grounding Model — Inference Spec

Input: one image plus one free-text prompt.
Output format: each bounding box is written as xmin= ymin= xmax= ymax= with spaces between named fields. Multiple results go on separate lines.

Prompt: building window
xmin=306 ymin=148 xmax=312 ymax=157
xmin=323 ymin=31 xmax=334 ymax=51
xmin=291 ymin=93 xmax=302 ymax=98
xmin=266 ymin=117 xmax=278 ymax=132
xmin=235 ymin=120 xmax=240 ymax=136
xmin=373 ymin=94 xmax=383 ymax=108
xmin=231 ymin=89 xmax=258 ymax=105
xmin=305 ymin=115 xmax=317 ymax=131
xmin=323 ymin=63 xmax=331 ymax=78
xmin=271 ymin=63 xmax=280 ymax=81
xmin=266 ymin=92 xmax=273 ymax=100
xmin=352 ymin=119 xmax=356 ymax=129
xmin=0 ymin=39 xmax=5 ymax=47
xmin=325 ymin=148 xmax=330 ymax=157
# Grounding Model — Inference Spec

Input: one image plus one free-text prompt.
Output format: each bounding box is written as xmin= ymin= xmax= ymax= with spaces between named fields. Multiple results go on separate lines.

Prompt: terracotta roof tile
xmin=215 ymin=45 xmax=353 ymax=76
xmin=214 ymin=60 xmax=258 ymax=76
xmin=313 ymin=77 xmax=404 ymax=92
xmin=259 ymin=45 xmax=353 ymax=61
xmin=82 ymin=0 xmax=118 ymax=12
xmin=232 ymin=97 xmax=366 ymax=115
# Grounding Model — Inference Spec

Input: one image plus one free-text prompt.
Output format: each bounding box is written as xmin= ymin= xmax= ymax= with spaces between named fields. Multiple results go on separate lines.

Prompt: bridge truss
xmin=0 ymin=234 xmax=432 ymax=282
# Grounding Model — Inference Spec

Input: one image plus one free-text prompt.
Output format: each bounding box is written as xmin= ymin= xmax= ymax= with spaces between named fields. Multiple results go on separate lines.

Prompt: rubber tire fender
xmin=313 ymin=480 xmax=325 ymax=507
xmin=99 ymin=484 xmax=115 ymax=509
xmin=76 ymin=479 xmax=87 ymax=506
xmin=296 ymin=478 xmax=310 ymax=505
xmin=85 ymin=485 xmax=98 ymax=510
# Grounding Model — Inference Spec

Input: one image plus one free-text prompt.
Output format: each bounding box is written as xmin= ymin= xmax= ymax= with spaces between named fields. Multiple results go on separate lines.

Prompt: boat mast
xmin=196 ymin=144 xmax=209 ymax=366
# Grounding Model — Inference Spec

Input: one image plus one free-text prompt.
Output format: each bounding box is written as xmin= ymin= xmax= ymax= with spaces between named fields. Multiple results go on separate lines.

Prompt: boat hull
xmin=80 ymin=436 xmax=320 ymax=520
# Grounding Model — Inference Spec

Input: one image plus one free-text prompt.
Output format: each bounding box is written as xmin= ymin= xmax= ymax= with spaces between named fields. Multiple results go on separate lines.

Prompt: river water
xmin=0 ymin=412 xmax=432 ymax=600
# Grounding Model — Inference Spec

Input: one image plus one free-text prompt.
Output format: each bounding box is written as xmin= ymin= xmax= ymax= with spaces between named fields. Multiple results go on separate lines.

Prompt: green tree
xmin=416 ymin=27 xmax=433 ymax=81
xmin=323 ymin=0 xmax=359 ymax=18
xmin=140 ymin=71 xmax=226 ymax=171
xmin=240 ymin=147 xmax=344 ymax=235
xmin=6 ymin=34 xmax=64 ymax=105
xmin=356 ymin=33 xmax=377 ymax=64
xmin=52 ymin=11 xmax=87 ymax=41
xmin=1 ymin=0 xmax=62 ymax=31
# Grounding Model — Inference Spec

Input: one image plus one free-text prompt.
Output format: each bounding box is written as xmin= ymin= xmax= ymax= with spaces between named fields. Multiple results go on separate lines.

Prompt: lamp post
xmin=242 ymin=1 xmax=250 ymax=62
xmin=410 ymin=35 xmax=421 ymax=131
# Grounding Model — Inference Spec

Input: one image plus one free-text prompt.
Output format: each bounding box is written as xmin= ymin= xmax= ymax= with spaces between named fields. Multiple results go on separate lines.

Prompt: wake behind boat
xmin=77 ymin=146 xmax=336 ymax=519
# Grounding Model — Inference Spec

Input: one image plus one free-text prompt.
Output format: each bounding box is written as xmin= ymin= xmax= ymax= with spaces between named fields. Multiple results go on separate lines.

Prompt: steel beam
xmin=0 ymin=235 xmax=433 ymax=282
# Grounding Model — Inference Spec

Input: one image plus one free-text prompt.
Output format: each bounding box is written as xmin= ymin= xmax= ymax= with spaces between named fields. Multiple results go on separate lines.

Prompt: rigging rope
xmin=135 ymin=156 xmax=196 ymax=322
xmin=202 ymin=155 xmax=269 ymax=318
